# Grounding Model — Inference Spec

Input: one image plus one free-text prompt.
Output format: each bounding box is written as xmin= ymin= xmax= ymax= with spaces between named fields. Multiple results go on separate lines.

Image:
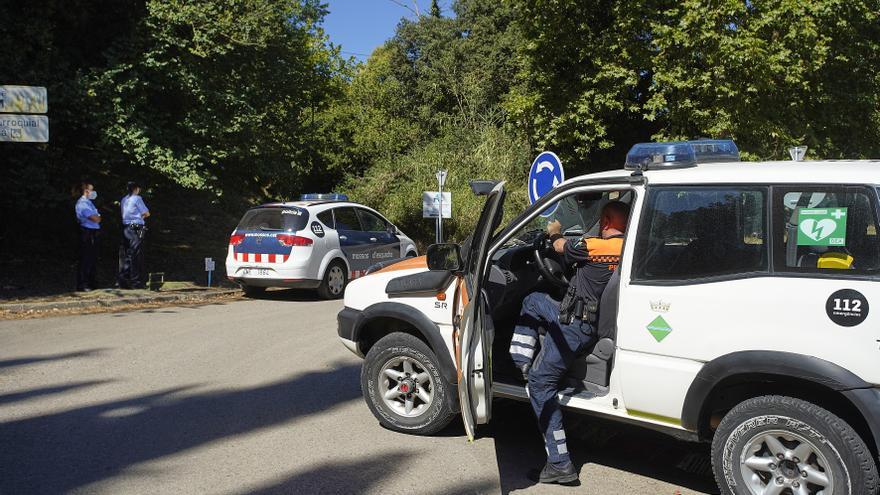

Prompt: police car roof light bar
xmin=624 ymin=139 xmax=739 ymax=171
xmin=300 ymin=193 xmax=349 ymax=201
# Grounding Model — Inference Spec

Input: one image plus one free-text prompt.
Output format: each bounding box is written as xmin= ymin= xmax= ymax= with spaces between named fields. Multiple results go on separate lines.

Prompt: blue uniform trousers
xmin=512 ymin=292 xmax=594 ymax=468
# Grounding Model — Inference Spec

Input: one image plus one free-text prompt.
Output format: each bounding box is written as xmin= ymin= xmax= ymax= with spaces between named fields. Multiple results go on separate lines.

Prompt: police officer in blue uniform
xmin=75 ymin=182 xmax=101 ymax=291
xmin=117 ymin=181 xmax=150 ymax=289
xmin=511 ymin=201 xmax=629 ymax=485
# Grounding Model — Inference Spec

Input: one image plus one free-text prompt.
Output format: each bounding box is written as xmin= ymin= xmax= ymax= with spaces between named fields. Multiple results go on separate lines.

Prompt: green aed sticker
xmin=796 ymin=208 xmax=847 ymax=246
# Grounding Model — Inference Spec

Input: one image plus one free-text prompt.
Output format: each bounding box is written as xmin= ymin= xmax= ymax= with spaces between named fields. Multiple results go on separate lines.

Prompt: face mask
xmin=88 ymin=190 xmax=97 ymax=200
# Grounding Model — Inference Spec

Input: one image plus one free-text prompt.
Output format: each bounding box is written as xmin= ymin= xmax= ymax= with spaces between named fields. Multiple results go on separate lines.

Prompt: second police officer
xmin=117 ymin=181 xmax=150 ymax=289
xmin=509 ymin=200 xmax=630 ymax=485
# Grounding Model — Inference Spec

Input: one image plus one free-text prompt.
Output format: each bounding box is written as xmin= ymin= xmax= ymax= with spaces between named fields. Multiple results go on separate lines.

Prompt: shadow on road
xmin=489 ymin=399 xmax=718 ymax=494
xmin=0 ymin=363 xmax=362 ymax=494
xmin=0 ymin=348 xmax=108 ymax=369
xmin=0 ymin=380 xmax=113 ymax=406
xmin=247 ymin=288 xmax=326 ymax=303
xmin=235 ymin=450 xmax=498 ymax=495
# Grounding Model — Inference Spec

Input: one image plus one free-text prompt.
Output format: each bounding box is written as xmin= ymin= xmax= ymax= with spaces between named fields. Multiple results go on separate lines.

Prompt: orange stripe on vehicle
xmin=374 ymin=255 xmax=428 ymax=274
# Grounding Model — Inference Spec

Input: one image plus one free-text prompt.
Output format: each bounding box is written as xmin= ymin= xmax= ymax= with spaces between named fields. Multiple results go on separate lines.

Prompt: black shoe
xmin=529 ymin=462 xmax=578 ymax=485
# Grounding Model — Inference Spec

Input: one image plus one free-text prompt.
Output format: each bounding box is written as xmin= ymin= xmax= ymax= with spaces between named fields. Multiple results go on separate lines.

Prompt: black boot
xmin=530 ymin=461 xmax=578 ymax=484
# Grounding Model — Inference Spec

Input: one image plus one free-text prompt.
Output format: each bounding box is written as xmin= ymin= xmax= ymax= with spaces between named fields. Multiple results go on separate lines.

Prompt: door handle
xmin=370 ymin=237 xmax=378 ymax=242
xmin=339 ymin=235 xmax=347 ymax=241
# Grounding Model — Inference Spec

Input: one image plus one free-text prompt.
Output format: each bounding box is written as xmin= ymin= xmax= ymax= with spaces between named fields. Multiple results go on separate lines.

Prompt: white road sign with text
xmin=0 ymin=86 xmax=48 ymax=113
xmin=422 ymin=192 xmax=452 ymax=218
xmin=0 ymin=114 xmax=49 ymax=143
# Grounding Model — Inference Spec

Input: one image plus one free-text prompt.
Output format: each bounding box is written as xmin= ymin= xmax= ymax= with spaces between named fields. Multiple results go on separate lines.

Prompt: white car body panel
xmin=226 ymin=201 xmax=417 ymax=289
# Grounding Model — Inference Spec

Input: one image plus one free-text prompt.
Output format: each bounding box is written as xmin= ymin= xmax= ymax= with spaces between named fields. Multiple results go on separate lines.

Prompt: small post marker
xmin=204 ymin=257 xmax=216 ymax=287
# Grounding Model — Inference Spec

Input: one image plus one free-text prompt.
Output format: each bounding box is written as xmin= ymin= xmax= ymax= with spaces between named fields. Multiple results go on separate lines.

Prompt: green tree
xmin=647 ymin=0 xmax=880 ymax=160
xmin=430 ymin=0 xmax=442 ymax=18
xmin=84 ymin=0 xmax=347 ymax=199
xmin=507 ymin=0 xmax=880 ymax=166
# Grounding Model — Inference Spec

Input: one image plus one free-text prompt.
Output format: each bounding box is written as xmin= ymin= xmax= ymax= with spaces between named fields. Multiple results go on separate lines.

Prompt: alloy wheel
xmin=739 ymin=429 xmax=834 ymax=495
xmin=378 ymin=356 xmax=435 ymax=418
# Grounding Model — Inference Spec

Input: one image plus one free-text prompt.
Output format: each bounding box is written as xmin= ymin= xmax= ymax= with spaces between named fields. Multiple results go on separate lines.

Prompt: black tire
xmin=361 ymin=332 xmax=456 ymax=435
xmin=317 ymin=260 xmax=347 ymax=300
xmin=241 ymin=284 xmax=266 ymax=297
xmin=712 ymin=395 xmax=879 ymax=495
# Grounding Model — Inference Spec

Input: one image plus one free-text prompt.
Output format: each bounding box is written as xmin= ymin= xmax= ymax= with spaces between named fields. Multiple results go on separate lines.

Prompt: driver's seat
xmin=564 ymin=268 xmax=620 ymax=388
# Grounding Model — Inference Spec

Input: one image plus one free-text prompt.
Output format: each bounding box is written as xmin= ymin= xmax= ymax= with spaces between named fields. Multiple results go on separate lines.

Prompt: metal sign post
xmin=436 ymin=170 xmax=448 ymax=243
xmin=204 ymin=257 xmax=216 ymax=287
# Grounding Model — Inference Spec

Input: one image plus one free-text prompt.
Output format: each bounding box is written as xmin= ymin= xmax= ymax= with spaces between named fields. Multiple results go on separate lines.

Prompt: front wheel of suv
xmin=361 ymin=332 xmax=456 ymax=435
xmin=712 ymin=395 xmax=879 ymax=495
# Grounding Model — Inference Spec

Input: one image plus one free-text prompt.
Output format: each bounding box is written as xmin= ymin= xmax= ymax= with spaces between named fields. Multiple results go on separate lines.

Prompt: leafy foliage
xmin=3 ymin=0 xmax=880 ymax=290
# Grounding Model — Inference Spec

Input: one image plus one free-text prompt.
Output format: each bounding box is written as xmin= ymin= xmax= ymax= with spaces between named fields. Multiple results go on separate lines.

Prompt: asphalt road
xmin=0 ymin=291 xmax=719 ymax=494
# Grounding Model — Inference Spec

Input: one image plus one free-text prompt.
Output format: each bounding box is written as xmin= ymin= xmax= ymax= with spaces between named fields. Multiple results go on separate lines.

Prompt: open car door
xmin=458 ymin=181 xmax=505 ymax=441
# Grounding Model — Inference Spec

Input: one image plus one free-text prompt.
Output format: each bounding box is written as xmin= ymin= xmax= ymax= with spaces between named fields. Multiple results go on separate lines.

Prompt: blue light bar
xmin=300 ymin=193 xmax=349 ymax=201
xmin=625 ymin=139 xmax=739 ymax=170
xmin=625 ymin=142 xmax=697 ymax=170
xmin=688 ymin=139 xmax=739 ymax=163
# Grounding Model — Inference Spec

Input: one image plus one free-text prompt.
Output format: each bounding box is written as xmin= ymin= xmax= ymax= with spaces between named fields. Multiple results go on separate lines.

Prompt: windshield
xmin=501 ymin=190 xmax=631 ymax=248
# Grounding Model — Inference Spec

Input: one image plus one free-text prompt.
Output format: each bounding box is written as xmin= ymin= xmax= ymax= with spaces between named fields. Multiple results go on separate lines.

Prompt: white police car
xmin=338 ymin=142 xmax=880 ymax=494
xmin=226 ymin=194 xmax=417 ymax=299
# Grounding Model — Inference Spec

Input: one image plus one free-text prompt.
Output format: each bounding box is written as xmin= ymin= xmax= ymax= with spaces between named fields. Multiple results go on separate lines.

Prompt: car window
xmin=501 ymin=190 xmax=633 ymax=249
xmin=317 ymin=210 xmax=334 ymax=229
xmin=773 ymin=186 xmax=880 ymax=274
xmin=357 ymin=209 xmax=387 ymax=232
xmin=633 ymin=187 xmax=768 ymax=281
xmin=333 ymin=207 xmax=362 ymax=231
xmin=236 ymin=207 xmax=309 ymax=232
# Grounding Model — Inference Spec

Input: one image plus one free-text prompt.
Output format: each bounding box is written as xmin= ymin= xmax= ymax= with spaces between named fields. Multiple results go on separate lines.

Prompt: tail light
xmin=229 ymin=233 xmax=245 ymax=246
xmin=276 ymin=234 xmax=313 ymax=247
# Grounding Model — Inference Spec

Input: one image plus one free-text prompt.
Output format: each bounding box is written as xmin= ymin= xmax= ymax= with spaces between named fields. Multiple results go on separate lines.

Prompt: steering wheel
xmin=532 ymin=233 xmax=570 ymax=288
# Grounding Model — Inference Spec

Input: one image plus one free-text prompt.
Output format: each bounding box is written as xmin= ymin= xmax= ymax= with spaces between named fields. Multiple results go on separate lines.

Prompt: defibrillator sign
xmin=796 ymin=208 xmax=847 ymax=246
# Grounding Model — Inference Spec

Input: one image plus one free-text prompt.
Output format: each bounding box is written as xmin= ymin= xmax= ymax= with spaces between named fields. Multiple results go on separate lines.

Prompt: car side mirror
xmin=426 ymin=243 xmax=462 ymax=272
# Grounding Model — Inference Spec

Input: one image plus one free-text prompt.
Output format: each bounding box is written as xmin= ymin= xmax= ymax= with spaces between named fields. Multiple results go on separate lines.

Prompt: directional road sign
xmin=528 ymin=151 xmax=565 ymax=217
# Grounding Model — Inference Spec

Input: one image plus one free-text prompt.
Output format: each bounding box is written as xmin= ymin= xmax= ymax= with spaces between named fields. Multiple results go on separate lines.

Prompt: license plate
xmin=242 ymin=268 xmax=270 ymax=277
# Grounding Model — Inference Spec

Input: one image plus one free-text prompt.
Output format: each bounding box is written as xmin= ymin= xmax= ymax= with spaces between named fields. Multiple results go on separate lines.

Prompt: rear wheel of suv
xmin=712 ymin=395 xmax=879 ymax=495
xmin=317 ymin=260 xmax=347 ymax=299
xmin=361 ymin=332 xmax=456 ymax=435
xmin=241 ymin=284 xmax=266 ymax=297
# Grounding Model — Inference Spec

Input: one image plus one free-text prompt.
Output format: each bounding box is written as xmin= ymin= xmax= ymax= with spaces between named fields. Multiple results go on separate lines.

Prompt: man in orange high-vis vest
xmin=510 ymin=201 xmax=629 ymax=485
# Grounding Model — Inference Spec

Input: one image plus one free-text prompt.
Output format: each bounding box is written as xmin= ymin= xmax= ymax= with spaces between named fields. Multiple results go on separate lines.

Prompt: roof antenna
xmin=789 ymin=146 xmax=808 ymax=162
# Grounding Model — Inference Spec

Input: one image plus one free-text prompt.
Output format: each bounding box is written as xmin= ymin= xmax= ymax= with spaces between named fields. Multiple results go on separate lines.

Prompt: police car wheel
xmin=241 ymin=285 xmax=266 ymax=297
xmin=361 ymin=332 xmax=455 ymax=435
xmin=317 ymin=260 xmax=347 ymax=300
xmin=711 ymin=395 xmax=879 ymax=495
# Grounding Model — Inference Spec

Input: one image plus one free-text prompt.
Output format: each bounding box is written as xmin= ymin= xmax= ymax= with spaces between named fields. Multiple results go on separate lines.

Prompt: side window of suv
xmin=773 ymin=186 xmax=880 ymax=274
xmin=333 ymin=208 xmax=362 ymax=231
xmin=633 ymin=187 xmax=768 ymax=281
xmin=357 ymin=209 xmax=388 ymax=232
xmin=317 ymin=210 xmax=334 ymax=229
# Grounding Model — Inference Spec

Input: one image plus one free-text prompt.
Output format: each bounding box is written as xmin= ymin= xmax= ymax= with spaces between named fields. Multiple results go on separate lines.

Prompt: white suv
xmin=337 ymin=141 xmax=880 ymax=495
xmin=226 ymin=196 xmax=417 ymax=299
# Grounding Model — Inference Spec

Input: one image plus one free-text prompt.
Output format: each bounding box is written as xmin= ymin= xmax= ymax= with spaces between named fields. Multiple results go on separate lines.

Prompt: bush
xmin=345 ymin=124 xmax=531 ymax=248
